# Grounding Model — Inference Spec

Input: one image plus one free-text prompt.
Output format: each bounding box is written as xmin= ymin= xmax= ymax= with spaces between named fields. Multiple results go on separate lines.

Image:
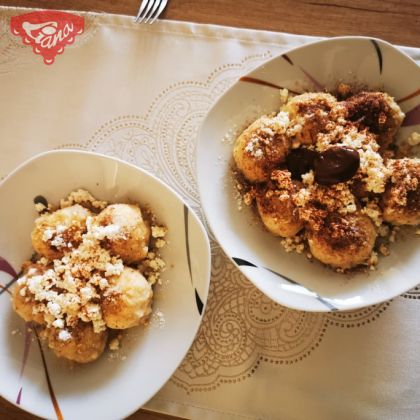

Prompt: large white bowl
xmin=0 ymin=150 xmax=211 ymax=419
xmin=197 ymin=36 xmax=420 ymax=312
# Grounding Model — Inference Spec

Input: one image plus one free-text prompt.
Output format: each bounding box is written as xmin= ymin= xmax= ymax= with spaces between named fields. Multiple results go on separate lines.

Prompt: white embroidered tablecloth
xmin=0 ymin=7 xmax=419 ymax=420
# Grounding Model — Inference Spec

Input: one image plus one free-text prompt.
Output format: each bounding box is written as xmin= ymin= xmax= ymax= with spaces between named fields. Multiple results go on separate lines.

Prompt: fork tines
xmin=135 ymin=0 xmax=168 ymax=24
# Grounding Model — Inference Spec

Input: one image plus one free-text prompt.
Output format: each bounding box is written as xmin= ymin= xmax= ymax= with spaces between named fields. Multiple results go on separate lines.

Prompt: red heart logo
xmin=11 ymin=10 xmax=84 ymax=65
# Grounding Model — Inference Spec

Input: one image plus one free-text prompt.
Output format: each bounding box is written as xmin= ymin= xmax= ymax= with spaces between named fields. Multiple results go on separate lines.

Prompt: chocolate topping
xmin=314 ymin=146 xmax=360 ymax=185
xmin=286 ymin=148 xmax=318 ymax=180
xmin=33 ymin=195 xmax=48 ymax=207
xmin=33 ymin=195 xmax=49 ymax=214
xmin=287 ymin=146 xmax=360 ymax=185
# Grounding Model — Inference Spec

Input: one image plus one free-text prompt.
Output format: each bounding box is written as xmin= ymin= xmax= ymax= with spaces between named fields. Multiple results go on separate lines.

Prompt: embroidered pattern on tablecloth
xmin=402 ymin=285 xmax=420 ymax=299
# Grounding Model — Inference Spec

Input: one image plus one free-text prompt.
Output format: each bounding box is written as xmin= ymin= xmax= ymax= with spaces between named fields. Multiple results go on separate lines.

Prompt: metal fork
xmin=135 ymin=0 xmax=168 ymax=24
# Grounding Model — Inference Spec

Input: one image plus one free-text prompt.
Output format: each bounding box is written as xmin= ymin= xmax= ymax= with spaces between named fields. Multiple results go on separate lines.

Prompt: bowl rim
xmin=196 ymin=35 xmax=420 ymax=313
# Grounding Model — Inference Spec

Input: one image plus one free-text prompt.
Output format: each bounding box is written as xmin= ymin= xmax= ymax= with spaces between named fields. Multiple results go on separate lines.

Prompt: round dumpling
xmin=12 ymin=283 xmax=44 ymax=324
xmin=282 ymin=92 xmax=341 ymax=145
xmin=256 ymin=171 xmax=303 ymax=237
xmin=41 ymin=322 xmax=107 ymax=364
xmin=344 ymin=91 xmax=404 ymax=150
xmin=233 ymin=113 xmax=291 ymax=183
xmin=94 ymin=204 xmax=150 ymax=263
xmin=31 ymin=204 xmax=91 ymax=260
xmin=307 ymin=212 xmax=377 ymax=269
xmin=382 ymin=158 xmax=420 ymax=225
xmin=102 ymin=267 xmax=153 ymax=329
xmin=12 ymin=262 xmax=50 ymax=324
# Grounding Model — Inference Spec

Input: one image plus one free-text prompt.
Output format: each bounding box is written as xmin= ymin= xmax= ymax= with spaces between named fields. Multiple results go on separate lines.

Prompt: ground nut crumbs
xmin=35 ymin=202 xmax=47 ymax=213
xmin=155 ymin=238 xmax=166 ymax=248
xmin=389 ymin=226 xmax=400 ymax=243
xmin=378 ymin=224 xmax=390 ymax=237
xmin=243 ymin=192 xmax=254 ymax=206
xmin=361 ymin=200 xmax=383 ymax=227
xmin=279 ymin=88 xmax=289 ymax=104
xmin=301 ymin=170 xmax=315 ymax=186
xmin=368 ymin=251 xmax=379 ymax=270
xmin=151 ymin=309 xmax=166 ymax=328
xmin=387 ymin=158 xmax=420 ymax=207
xmin=109 ymin=337 xmax=120 ymax=351
xmin=60 ymin=189 xmax=107 ymax=211
xmin=245 ymin=112 xmax=290 ymax=158
xmin=151 ymin=225 xmax=167 ymax=238
xmin=286 ymin=121 xmax=304 ymax=139
xmin=379 ymin=243 xmax=390 ymax=256
xmin=297 ymin=183 xmax=357 ymax=223
xmin=280 ymin=233 xmax=306 ymax=254
xmin=19 ymin=189 xmax=167 ymax=346
xmin=408 ymin=132 xmax=420 ymax=146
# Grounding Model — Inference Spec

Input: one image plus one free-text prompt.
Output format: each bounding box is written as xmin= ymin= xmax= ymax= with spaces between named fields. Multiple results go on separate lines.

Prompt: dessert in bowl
xmin=197 ymin=37 xmax=420 ymax=312
xmin=14 ymin=189 xmax=166 ymax=364
xmin=232 ymin=89 xmax=418 ymax=271
xmin=0 ymin=150 xmax=211 ymax=419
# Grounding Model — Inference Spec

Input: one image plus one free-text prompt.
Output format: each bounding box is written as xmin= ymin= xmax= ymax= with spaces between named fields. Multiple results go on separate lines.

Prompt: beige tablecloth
xmin=1 ymin=7 xmax=419 ymax=420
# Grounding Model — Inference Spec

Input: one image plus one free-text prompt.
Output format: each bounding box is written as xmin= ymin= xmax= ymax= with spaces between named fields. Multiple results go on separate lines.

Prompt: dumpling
xmin=42 ymin=322 xmax=107 ymax=364
xmin=344 ymin=91 xmax=405 ymax=150
xmin=382 ymin=158 xmax=420 ymax=225
xmin=307 ymin=212 xmax=377 ymax=269
xmin=12 ymin=283 xmax=44 ymax=324
xmin=233 ymin=113 xmax=291 ymax=182
xmin=31 ymin=204 xmax=91 ymax=260
xmin=256 ymin=170 xmax=303 ymax=237
xmin=282 ymin=92 xmax=341 ymax=145
xmin=102 ymin=267 xmax=153 ymax=329
xmin=93 ymin=204 xmax=150 ymax=263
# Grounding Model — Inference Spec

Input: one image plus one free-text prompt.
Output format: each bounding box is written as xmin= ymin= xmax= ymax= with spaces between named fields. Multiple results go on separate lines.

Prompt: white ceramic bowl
xmin=0 ymin=150 xmax=211 ymax=419
xmin=197 ymin=36 xmax=420 ymax=312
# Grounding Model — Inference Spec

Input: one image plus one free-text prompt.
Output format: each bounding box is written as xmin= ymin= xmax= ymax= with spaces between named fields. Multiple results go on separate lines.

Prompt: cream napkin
xmin=0 ymin=7 xmax=419 ymax=420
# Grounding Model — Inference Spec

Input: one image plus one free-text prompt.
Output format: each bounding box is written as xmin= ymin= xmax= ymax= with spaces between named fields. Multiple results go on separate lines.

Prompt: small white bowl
xmin=197 ymin=36 xmax=420 ymax=312
xmin=0 ymin=150 xmax=211 ymax=419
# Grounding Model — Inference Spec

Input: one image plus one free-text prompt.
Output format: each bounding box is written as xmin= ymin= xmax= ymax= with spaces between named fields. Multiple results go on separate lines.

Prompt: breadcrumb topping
xmin=244 ymin=112 xmax=290 ymax=158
